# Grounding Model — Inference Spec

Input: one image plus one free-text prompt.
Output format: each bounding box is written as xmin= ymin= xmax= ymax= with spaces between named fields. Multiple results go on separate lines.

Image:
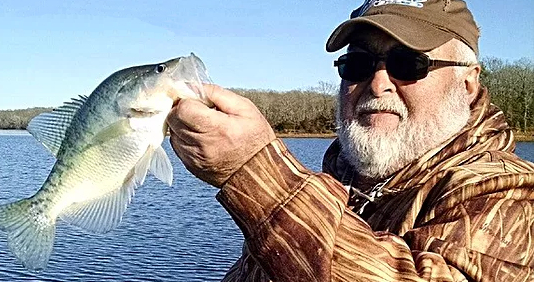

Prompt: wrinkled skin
xmin=167 ymin=85 xmax=276 ymax=187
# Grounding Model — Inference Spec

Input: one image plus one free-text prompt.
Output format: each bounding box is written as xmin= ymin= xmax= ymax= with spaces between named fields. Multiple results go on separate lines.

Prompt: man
xmin=167 ymin=0 xmax=534 ymax=281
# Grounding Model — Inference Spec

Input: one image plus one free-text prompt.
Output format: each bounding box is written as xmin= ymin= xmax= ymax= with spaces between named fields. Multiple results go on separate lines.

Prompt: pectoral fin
xmin=133 ymin=145 xmax=173 ymax=186
xmin=149 ymin=146 xmax=173 ymax=186
xmin=133 ymin=146 xmax=153 ymax=186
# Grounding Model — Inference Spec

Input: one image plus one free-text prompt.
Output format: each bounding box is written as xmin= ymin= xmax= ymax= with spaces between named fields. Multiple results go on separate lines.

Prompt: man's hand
xmin=167 ymin=84 xmax=276 ymax=188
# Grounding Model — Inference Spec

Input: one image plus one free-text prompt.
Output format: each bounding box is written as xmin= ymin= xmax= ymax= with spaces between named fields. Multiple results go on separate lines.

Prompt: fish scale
xmin=0 ymin=53 xmax=212 ymax=271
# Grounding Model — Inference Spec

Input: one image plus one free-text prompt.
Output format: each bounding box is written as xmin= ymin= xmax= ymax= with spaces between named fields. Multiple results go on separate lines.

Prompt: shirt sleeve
xmin=216 ymin=138 xmax=348 ymax=281
xmin=216 ymin=139 xmax=534 ymax=282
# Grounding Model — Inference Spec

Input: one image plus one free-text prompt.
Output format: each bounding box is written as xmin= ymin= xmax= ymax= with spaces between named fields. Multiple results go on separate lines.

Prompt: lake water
xmin=0 ymin=132 xmax=333 ymax=281
xmin=0 ymin=131 xmax=532 ymax=281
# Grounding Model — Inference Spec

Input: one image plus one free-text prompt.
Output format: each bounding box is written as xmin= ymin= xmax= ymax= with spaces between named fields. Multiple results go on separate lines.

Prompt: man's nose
xmin=369 ymin=62 xmax=396 ymax=97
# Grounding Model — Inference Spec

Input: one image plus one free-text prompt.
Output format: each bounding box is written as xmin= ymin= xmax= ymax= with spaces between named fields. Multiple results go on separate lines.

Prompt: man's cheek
xmin=339 ymin=95 xmax=359 ymax=121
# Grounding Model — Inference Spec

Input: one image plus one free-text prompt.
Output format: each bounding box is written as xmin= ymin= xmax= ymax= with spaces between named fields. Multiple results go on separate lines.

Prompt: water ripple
xmin=1 ymin=134 xmax=530 ymax=281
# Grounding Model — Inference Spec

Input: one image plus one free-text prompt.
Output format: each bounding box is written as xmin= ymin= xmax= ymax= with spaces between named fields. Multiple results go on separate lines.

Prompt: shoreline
xmin=514 ymin=132 xmax=534 ymax=142
xmin=277 ymin=131 xmax=534 ymax=142
xmin=276 ymin=132 xmax=337 ymax=139
xmin=1 ymin=129 xmax=532 ymax=142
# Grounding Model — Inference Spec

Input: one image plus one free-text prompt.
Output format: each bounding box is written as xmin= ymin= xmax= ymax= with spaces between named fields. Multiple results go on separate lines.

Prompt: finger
xmin=168 ymin=125 xmax=205 ymax=164
xmin=169 ymin=133 xmax=199 ymax=171
xmin=167 ymin=99 xmax=207 ymax=133
xmin=168 ymin=121 xmax=198 ymax=147
xmin=167 ymin=98 xmax=226 ymax=133
xmin=203 ymin=84 xmax=252 ymax=115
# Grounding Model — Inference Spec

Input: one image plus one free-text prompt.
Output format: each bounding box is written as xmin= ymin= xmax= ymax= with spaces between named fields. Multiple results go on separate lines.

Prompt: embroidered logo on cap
xmin=353 ymin=0 xmax=427 ymax=17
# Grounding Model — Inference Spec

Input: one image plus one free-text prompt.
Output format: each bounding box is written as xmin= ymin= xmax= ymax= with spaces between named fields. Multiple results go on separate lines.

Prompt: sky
xmin=0 ymin=1 xmax=533 ymax=110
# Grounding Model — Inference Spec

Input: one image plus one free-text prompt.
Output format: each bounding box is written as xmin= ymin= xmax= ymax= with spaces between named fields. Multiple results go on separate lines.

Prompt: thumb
xmin=167 ymin=98 xmax=226 ymax=133
xmin=203 ymin=84 xmax=251 ymax=115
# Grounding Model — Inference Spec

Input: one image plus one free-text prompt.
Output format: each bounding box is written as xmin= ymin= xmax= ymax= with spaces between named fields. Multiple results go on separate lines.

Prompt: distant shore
xmin=514 ymin=132 xmax=534 ymax=142
xmin=277 ymin=131 xmax=534 ymax=142
xmin=1 ymin=129 xmax=532 ymax=142
xmin=276 ymin=132 xmax=336 ymax=139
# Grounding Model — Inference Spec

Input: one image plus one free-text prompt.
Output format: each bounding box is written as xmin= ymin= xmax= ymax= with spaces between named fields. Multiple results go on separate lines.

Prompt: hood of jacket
xmin=323 ymin=87 xmax=534 ymax=234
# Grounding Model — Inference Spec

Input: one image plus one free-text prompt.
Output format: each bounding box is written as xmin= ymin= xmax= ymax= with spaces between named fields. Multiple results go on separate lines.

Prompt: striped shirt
xmin=217 ymin=88 xmax=534 ymax=281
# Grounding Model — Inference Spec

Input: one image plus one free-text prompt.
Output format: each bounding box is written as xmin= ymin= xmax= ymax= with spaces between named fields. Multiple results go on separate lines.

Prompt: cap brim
xmin=326 ymin=14 xmax=454 ymax=52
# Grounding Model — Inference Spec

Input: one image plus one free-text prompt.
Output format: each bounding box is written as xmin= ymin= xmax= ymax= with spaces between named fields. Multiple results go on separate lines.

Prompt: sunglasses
xmin=334 ymin=47 xmax=473 ymax=82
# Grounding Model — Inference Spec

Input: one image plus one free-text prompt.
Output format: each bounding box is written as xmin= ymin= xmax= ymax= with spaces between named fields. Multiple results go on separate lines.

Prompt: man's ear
xmin=465 ymin=64 xmax=481 ymax=104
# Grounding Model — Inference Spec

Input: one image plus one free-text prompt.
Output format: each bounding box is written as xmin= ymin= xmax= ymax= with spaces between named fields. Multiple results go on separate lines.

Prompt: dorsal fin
xmin=27 ymin=96 xmax=88 ymax=156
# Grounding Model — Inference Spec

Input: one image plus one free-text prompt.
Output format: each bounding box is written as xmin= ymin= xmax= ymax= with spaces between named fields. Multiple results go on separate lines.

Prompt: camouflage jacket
xmin=217 ymin=88 xmax=534 ymax=281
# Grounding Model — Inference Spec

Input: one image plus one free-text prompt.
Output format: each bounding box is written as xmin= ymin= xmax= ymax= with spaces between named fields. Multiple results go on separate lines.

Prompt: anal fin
xmin=59 ymin=172 xmax=136 ymax=233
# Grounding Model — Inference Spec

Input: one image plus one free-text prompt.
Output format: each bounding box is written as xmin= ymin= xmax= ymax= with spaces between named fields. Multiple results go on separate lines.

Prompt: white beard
xmin=337 ymin=85 xmax=471 ymax=179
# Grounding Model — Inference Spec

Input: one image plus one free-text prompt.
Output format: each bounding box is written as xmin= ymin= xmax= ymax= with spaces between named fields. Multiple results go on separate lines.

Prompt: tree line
xmin=0 ymin=107 xmax=51 ymax=130
xmin=481 ymin=58 xmax=533 ymax=132
xmin=0 ymin=57 xmax=532 ymax=134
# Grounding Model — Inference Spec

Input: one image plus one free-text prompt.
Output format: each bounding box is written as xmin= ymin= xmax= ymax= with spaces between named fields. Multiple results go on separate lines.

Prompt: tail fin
xmin=0 ymin=199 xmax=55 ymax=271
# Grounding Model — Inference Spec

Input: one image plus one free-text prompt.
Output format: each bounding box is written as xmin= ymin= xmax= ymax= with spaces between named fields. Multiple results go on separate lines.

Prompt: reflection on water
xmin=0 ymin=134 xmax=532 ymax=281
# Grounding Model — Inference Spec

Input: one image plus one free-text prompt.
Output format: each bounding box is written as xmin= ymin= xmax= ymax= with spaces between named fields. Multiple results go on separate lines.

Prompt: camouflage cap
xmin=326 ymin=0 xmax=480 ymax=55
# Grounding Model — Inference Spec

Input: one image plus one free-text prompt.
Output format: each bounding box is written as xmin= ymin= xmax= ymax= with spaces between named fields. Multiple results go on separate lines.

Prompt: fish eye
xmin=155 ymin=64 xmax=167 ymax=73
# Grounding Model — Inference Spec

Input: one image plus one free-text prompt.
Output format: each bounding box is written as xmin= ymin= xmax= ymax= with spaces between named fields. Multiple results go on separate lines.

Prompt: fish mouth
xmin=163 ymin=54 xmax=214 ymax=107
xmin=130 ymin=107 xmax=162 ymax=117
xmin=167 ymin=53 xmax=212 ymax=84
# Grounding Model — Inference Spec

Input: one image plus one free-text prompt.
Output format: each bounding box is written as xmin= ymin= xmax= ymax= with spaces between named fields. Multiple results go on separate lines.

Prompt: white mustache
xmin=355 ymin=97 xmax=408 ymax=120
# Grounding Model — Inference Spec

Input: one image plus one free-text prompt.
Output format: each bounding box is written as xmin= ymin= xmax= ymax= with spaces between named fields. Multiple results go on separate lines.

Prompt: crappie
xmin=0 ymin=53 xmax=212 ymax=270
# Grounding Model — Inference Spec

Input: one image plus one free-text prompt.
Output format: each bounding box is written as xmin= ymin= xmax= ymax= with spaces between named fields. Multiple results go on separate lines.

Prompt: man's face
xmin=337 ymin=28 xmax=472 ymax=180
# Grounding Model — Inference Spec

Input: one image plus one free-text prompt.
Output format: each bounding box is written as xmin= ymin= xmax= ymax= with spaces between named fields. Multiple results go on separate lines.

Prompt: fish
xmin=0 ymin=53 xmax=212 ymax=270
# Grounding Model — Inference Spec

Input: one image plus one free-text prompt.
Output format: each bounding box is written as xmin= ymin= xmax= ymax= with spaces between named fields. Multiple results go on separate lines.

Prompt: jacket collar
xmin=322 ymin=87 xmax=515 ymax=211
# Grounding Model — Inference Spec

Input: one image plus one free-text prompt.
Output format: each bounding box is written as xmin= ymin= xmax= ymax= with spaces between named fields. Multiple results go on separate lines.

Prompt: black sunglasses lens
xmin=336 ymin=53 xmax=375 ymax=82
xmin=387 ymin=49 xmax=430 ymax=81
